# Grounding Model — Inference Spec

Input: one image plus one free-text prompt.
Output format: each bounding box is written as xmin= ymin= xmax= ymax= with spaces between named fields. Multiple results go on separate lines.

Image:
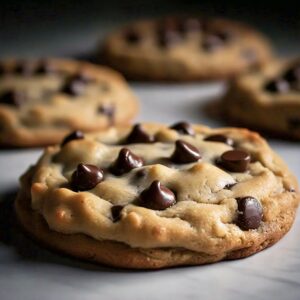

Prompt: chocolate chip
xmin=171 ymin=140 xmax=201 ymax=164
xmin=124 ymin=29 xmax=140 ymax=44
xmin=98 ymin=104 xmax=115 ymax=125
xmin=61 ymin=74 xmax=91 ymax=96
xmin=61 ymin=130 xmax=84 ymax=146
xmin=283 ymin=63 xmax=300 ymax=83
xmin=111 ymin=148 xmax=144 ymax=175
xmin=139 ymin=180 xmax=176 ymax=210
xmin=111 ymin=205 xmax=123 ymax=222
xmin=219 ymin=150 xmax=250 ymax=172
xmin=202 ymin=34 xmax=224 ymax=52
xmin=71 ymin=163 xmax=104 ymax=191
xmin=157 ymin=28 xmax=182 ymax=48
xmin=0 ymin=90 xmax=26 ymax=106
xmin=236 ymin=196 xmax=263 ymax=230
xmin=224 ymin=183 xmax=237 ymax=190
xmin=264 ymin=78 xmax=290 ymax=93
xmin=14 ymin=62 xmax=34 ymax=76
xmin=170 ymin=121 xmax=195 ymax=136
xmin=35 ymin=61 xmax=58 ymax=75
xmin=126 ymin=124 xmax=155 ymax=144
xmin=288 ymin=117 xmax=300 ymax=129
xmin=204 ymin=134 xmax=234 ymax=146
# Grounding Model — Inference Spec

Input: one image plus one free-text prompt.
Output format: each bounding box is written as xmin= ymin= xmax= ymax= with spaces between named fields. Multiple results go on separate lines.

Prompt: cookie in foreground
xmin=100 ymin=15 xmax=272 ymax=81
xmin=0 ymin=58 xmax=138 ymax=147
xmin=222 ymin=58 xmax=300 ymax=140
xmin=15 ymin=122 xmax=299 ymax=269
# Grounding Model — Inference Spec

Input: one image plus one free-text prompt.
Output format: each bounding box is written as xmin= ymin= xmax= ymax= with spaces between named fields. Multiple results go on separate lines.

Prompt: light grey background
xmin=0 ymin=2 xmax=300 ymax=300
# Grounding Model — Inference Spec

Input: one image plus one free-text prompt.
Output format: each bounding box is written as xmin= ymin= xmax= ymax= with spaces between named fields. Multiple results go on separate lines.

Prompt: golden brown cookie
xmin=100 ymin=16 xmax=272 ymax=81
xmin=15 ymin=122 xmax=299 ymax=269
xmin=222 ymin=58 xmax=300 ymax=139
xmin=0 ymin=58 xmax=138 ymax=147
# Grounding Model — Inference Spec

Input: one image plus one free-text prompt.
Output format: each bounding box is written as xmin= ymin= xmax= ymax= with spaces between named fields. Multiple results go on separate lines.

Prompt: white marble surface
xmin=0 ymin=7 xmax=300 ymax=300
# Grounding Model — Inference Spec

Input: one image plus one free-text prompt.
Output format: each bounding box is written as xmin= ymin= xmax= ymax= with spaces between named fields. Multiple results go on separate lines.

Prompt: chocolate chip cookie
xmin=15 ymin=122 xmax=299 ymax=269
xmin=222 ymin=58 xmax=300 ymax=139
xmin=0 ymin=58 xmax=138 ymax=147
xmin=100 ymin=15 xmax=272 ymax=81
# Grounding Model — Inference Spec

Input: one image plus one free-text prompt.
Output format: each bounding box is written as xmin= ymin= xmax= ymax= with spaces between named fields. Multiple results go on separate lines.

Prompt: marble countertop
xmin=0 ymin=6 xmax=300 ymax=299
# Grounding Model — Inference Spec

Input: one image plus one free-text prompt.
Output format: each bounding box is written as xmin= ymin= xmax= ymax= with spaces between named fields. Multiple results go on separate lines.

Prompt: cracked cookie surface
xmin=222 ymin=58 xmax=300 ymax=140
xmin=15 ymin=123 xmax=299 ymax=268
xmin=0 ymin=58 xmax=138 ymax=147
xmin=100 ymin=15 xmax=272 ymax=81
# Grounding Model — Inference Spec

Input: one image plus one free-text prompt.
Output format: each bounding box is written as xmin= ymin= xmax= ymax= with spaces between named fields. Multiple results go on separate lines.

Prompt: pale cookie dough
xmin=100 ymin=15 xmax=272 ymax=81
xmin=222 ymin=58 xmax=300 ymax=139
xmin=15 ymin=122 xmax=299 ymax=269
xmin=0 ymin=58 xmax=138 ymax=147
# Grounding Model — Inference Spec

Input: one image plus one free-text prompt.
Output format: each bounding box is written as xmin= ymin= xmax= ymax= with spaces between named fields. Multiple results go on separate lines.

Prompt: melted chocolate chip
xmin=170 ymin=121 xmax=195 ymax=136
xmin=61 ymin=130 xmax=84 ymax=146
xmin=111 ymin=148 xmax=144 ymax=175
xmin=139 ymin=180 xmax=176 ymax=210
xmin=111 ymin=205 xmax=124 ymax=222
xmin=202 ymin=34 xmax=224 ymax=52
xmin=71 ymin=163 xmax=104 ymax=191
xmin=204 ymin=134 xmax=234 ymax=146
xmin=283 ymin=64 xmax=300 ymax=83
xmin=0 ymin=90 xmax=26 ymax=106
xmin=61 ymin=74 xmax=91 ymax=96
xmin=171 ymin=140 xmax=201 ymax=164
xmin=124 ymin=29 xmax=140 ymax=44
xmin=236 ymin=196 xmax=263 ymax=230
xmin=219 ymin=150 xmax=250 ymax=172
xmin=126 ymin=124 xmax=154 ymax=144
xmin=264 ymin=78 xmax=290 ymax=93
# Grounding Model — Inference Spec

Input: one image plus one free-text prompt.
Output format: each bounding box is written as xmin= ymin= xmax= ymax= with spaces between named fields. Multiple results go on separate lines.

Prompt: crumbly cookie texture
xmin=222 ymin=58 xmax=300 ymax=139
xmin=0 ymin=58 xmax=138 ymax=147
xmin=100 ymin=15 xmax=272 ymax=81
xmin=15 ymin=122 xmax=299 ymax=269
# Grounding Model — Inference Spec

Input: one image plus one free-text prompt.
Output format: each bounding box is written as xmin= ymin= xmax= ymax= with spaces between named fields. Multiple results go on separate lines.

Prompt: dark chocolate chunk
xmin=204 ymin=134 xmax=234 ymax=146
xmin=124 ymin=29 xmax=140 ymax=44
xmin=139 ymin=180 xmax=176 ymax=210
xmin=236 ymin=196 xmax=263 ymax=230
xmin=111 ymin=148 xmax=144 ymax=175
xmin=202 ymin=34 xmax=224 ymax=52
xmin=0 ymin=90 xmax=26 ymax=106
xmin=219 ymin=150 xmax=250 ymax=172
xmin=170 ymin=121 xmax=195 ymax=136
xmin=283 ymin=63 xmax=300 ymax=83
xmin=71 ymin=163 xmax=104 ymax=191
xmin=171 ymin=140 xmax=201 ymax=164
xmin=264 ymin=78 xmax=290 ymax=93
xmin=126 ymin=124 xmax=154 ymax=144
xmin=61 ymin=130 xmax=84 ymax=146
xmin=111 ymin=205 xmax=124 ymax=222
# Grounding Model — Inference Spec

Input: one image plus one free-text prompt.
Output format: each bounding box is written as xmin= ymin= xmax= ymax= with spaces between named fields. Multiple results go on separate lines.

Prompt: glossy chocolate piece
xmin=236 ymin=196 xmax=263 ymax=230
xmin=61 ymin=130 xmax=84 ymax=146
xmin=171 ymin=140 xmax=201 ymax=164
xmin=111 ymin=148 xmax=144 ymax=175
xmin=126 ymin=124 xmax=155 ymax=144
xmin=170 ymin=121 xmax=195 ymax=136
xmin=219 ymin=150 xmax=250 ymax=172
xmin=71 ymin=163 xmax=104 ymax=191
xmin=139 ymin=180 xmax=176 ymax=210
xmin=204 ymin=134 xmax=234 ymax=146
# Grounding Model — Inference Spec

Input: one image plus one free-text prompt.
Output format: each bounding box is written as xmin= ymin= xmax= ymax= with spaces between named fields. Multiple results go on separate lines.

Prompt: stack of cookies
xmin=3 ymin=14 xmax=298 ymax=269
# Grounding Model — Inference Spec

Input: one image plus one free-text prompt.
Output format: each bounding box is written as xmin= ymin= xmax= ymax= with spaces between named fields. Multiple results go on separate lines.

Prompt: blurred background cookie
xmin=222 ymin=58 xmax=300 ymax=139
xmin=0 ymin=58 xmax=138 ymax=147
xmin=100 ymin=15 xmax=272 ymax=81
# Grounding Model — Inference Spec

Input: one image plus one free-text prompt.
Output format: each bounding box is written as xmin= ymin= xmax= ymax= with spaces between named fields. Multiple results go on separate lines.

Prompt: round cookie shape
xmin=0 ymin=58 xmax=138 ymax=147
xmin=222 ymin=58 xmax=300 ymax=140
xmin=100 ymin=15 xmax=272 ymax=81
xmin=15 ymin=122 xmax=299 ymax=269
